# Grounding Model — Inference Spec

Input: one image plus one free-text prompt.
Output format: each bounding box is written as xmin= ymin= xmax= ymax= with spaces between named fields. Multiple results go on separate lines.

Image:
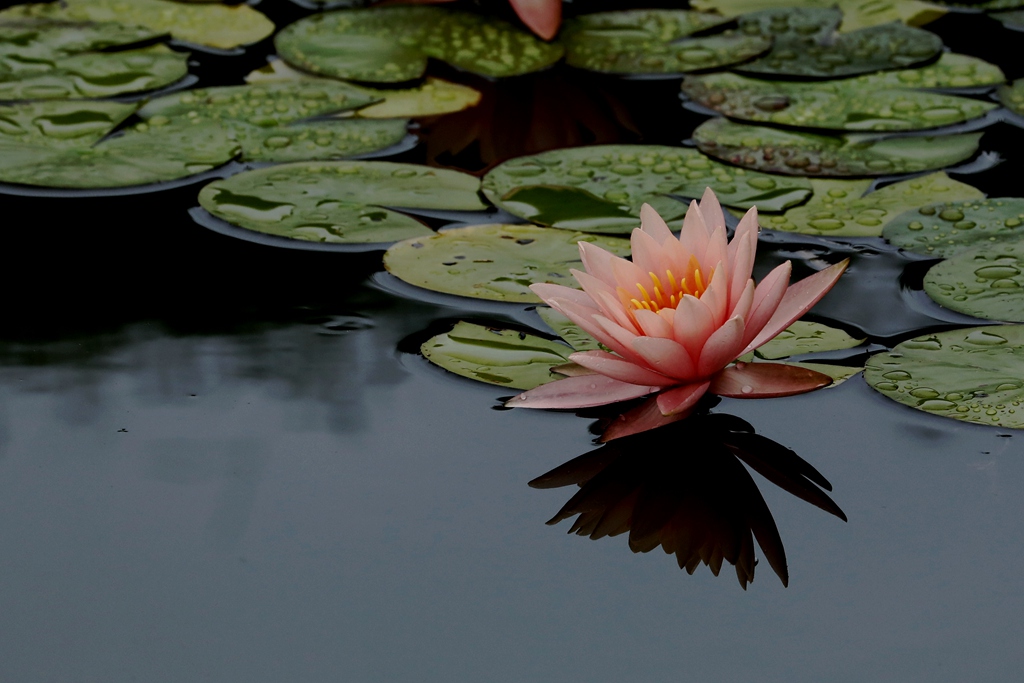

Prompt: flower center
xmin=620 ymin=256 xmax=713 ymax=314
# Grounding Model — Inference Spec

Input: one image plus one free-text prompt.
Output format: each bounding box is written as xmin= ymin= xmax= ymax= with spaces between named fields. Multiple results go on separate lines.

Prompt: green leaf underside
xmin=275 ymin=6 xmax=564 ymax=83
xmin=198 ymin=161 xmax=485 ymax=245
xmin=383 ymin=224 xmax=631 ymax=303
xmin=736 ymin=7 xmax=942 ymax=79
xmin=682 ymin=71 xmax=997 ymax=133
xmin=690 ymin=0 xmax=948 ymax=32
xmin=537 ymin=306 xmax=605 ymax=352
xmin=884 ymin=198 xmax=1024 ymax=256
xmin=0 ymin=0 xmax=275 ymax=49
xmin=482 ymin=144 xmax=811 ymax=233
xmin=694 ymin=118 xmax=982 ymax=176
xmin=754 ymin=320 xmax=865 ymax=359
xmin=562 ymin=9 xmax=770 ymax=75
xmin=997 ymin=79 xmax=1024 ymax=116
xmin=923 ymin=240 xmax=1024 ymax=321
xmin=865 ymin=325 xmax=1024 ymax=429
xmin=759 ymin=173 xmax=983 ymax=237
xmin=421 ymin=322 xmax=573 ymax=390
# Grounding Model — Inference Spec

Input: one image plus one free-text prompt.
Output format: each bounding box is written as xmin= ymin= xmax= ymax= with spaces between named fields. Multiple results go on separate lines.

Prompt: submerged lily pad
xmin=923 ymin=241 xmax=1024 ymax=321
xmin=384 ymin=224 xmax=631 ymax=303
xmin=1 ymin=0 xmax=275 ymax=49
xmin=754 ymin=321 xmax=865 ymax=359
xmin=690 ymin=0 xmax=947 ymax=31
xmin=694 ymin=118 xmax=982 ymax=176
xmin=884 ymin=198 xmax=1024 ymax=256
xmin=865 ymin=325 xmax=1024 ymax=428
xmin=737 ymin=7 xmax=942 ymax=79
xmin=682 ymin=72 xmax=996 ymax=132
xmin=482 ymin=145 xmax=811 ymax=233
xmin=562 ymin=9 xmax=770 ymax=75
xmin=199 ymin=161 xmax=486 ymax=245
xmin=275 ymin=6 xmax=564 ymax=83
xmin=138 ymin=83 xmax=407 ymax=162
xmin=759 ymin=173 xmax=983 ymax=237
xmin=421 ymin=321 xmax=573 ymax=390
xmin=997 ymin=79 xmax=1024 ymax=116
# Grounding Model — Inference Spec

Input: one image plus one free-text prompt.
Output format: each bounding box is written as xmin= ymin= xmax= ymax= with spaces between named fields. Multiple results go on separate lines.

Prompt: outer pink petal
xmin=742 ymin=259 xmax=850 ymax=355
xmin=709 ymin=362 xmax=832 ymax=398
xmin=631 ymin=336 xmax=697 ymax=380
xmin=572 ymin=269 xmax=634 ymax=329
xmin=740 ymin=261 xmax=791 ymax=348
xmin=640 ymin=203 xmax=674 ymax=244
xmin=629 ymin=227 xmax=672 ymax=279
xmin=672 ymin=293 xmax=716 ymax=359
xmin=728 ymin=227 xmax=757 ymax=310
xmin=507 ymin=374 xmax=658 ymax=409
xmin=600 ymin=396 xmax=690 ymax=442
xmin=679 ymin=200 xmax=710 ymax=257
xmin=531 ymin=282 xmax=596 ymax=310
xmin=509 ymin=0 xmax=561 ymax=40
xmin=578 ymin=240 xmax=624 ymax=287
xmin=633 ymin=308 xmax=673 ymax=338
xmin=731 ymin=279 xmax=756 ymax=323
xmin=699 ymin=187 xmax=726 ymax=232
xmin=656 ymin=381 xmax=712 ymax=415
xmin=699 ymin=261 xmax=729 ymax=327
xmin=702 ymin=225 xmax=729 ymax=280
xmin=594 ymin=315 xmax=654 ymax=368
xmin=569 ymin=350 xmax=675 ymax=386
xmin=696 ymin=315 xmax=746 ymax=377
xmin=611 ymin=256 xmax=648 ymax=298
xmin=594 ymin=289 xmax=641 ymax=334
xmin=547 ymin=298 xmax=634 ymax=359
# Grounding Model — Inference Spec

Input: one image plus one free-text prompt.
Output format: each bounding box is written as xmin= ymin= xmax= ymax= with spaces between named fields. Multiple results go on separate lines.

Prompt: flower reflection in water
xmin=529 ymin=413 xmax=846 ymax=588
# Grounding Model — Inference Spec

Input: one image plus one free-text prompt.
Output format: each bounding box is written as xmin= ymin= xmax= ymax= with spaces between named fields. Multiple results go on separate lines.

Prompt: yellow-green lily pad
xmin=690 ymin=0 xmax=947 ymax=32
xmin=884 ymin=198 xmax=1024 ymax=256
xmin=754 ymin=321 xmax=865 ymax=359
xmin=997 ymin=79 xmax=1024 ymax=116
xmin=923 ymin=240 xmax=1024 ymax=321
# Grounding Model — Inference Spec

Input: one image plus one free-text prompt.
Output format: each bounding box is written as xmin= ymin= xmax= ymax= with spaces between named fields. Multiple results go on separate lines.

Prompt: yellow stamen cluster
xmin=619 ymin=257 xmax=712 ymax=314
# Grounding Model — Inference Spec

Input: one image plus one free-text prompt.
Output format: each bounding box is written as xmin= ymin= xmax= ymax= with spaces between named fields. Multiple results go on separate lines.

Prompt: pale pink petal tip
xmin=709 ymin=362 xmax=832 ymax=399
xmin=506 ymin=373 xmax=656 ymax=410
xmin=509 ymin=0 xmax=562 ymax=40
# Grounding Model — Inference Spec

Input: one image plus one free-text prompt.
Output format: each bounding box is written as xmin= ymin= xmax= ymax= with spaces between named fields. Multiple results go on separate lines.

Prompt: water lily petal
xmin=547 ymin=297 xmax=634 ymax=359
xmin=702 ymin=225 xmax=729 ymax=282
xmin=633 ymin=308 xmax=673 ymax=338
xmin=610 ymin=255 xmax=648 ymax=299
xmin=640 ymin=202 xmax=674 ymax=244
xmin=679 ymin=200 xmax=710 ymax=258
xmin=630 ymin=227 xmax=672 ymax=279
xmin=531 ymin=282 xmax=595 ymax=310
xmin=569 ymin=350 xmax=675 ymax=386
xmin=656 ymin=380 xmax=712 ymax=415
xmin=742 ymin=259 xmax=850 ymax=355
xmin=578 ymin=240 xmax=625 ymax=288
xmin=594 ymin=315 xmax=650 ymax=367
xmin=728 ymin=224 xmax=757 ymax=310
xmin=731 ymin=279 xmax=755 ymax=323
xmin=699 ymin=261 xmax=729 ymax=327
xmin=697 ymin=315 xmax=746 ymax=377
xmin=600 ymin=396 xmax=690 ymax=442
xmin=700 ymin=186 xmax=726 ymax=232
xmin=594 ymin=289 xmax=641 ymax=334
xmin=509 ymin=0 xmax=562 ymax=40
xmin=672 ymin=293 xmax=716 ymax=359
xmin=572 ymin=269 xmax=632 ymax=324
xmin=631 ymin=336 xmax=696 ymax=380
xmin=741 ymin=261 xmax=791 ymax=348
xmin=506 ymin=373 xmax=657 ymax=409
xmin=710 ymin=362 xmax=832 ymax=398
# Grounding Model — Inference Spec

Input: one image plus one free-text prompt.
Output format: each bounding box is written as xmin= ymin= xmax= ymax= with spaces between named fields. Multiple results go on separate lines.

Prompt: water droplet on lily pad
xmin=924 ymin=241 xmax=1024 ymax=321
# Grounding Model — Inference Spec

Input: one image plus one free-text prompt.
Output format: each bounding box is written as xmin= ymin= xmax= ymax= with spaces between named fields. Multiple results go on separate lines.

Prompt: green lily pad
xmin=884 ymin=198 xmax=1024 ymax=256
xmin=421 ymin=321 xmax=574 ymax=390
xmin=0 ymin=17 xmax=160 ymax=55
xmin=198 ymin=161 xmax=486 ymax=245
xmin=138 ymin=83 xmax=407 ymax=162
xmin=850 ymin=52 xmax=1005 ymax=89
xmin=1 ymin=0 xmax=275 ymax=50
xmin=690 ymin=0 xmax=947 ymax=32
xmin=383 ymin=224 xmax=631 ymax=303
xmin=275 ymin=6 xmax=564 ymax=84
xmin=561 ymin=9 xmax=770 ymax=75
xmin=694 ymin=118 xmax=983 ymax=176
xmin=992 ymin=9 xmax=1024 ymax=30
xmin=759 ymin=172 xmax=984 ymax=237
xmin=997 ymin=79 xmax=1024 ymax=116
xmin=482 ymin=145 xmax=811 ymax=234
xmin=736 ymin=7 xmax=942 ymax=79
xmin=682 ymin=72 xmax=996 ymax=132
xmin=865 ymin=325 xmax=1024 ymax=429
xmin=537 ymin=306 xmax=604 ymax=352
xmin=923 ymin=241 xmax=1024 ymax=321
xmin=0 ymin=99 xmax=137 ymax=147
xmin=754 ymin=321 xmax=865 ymax=359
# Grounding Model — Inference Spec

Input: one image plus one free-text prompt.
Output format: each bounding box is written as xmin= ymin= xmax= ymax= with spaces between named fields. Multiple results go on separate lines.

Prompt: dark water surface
xmin=1 ymin=2 xmax=1023 ymax=681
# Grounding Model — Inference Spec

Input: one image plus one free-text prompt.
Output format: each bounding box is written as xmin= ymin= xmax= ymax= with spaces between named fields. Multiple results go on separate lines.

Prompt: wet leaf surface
xmin=754 ymin=320 xmax=865 ymax=359
xmin=383 ymin=224 xmax=630 ymax=303
xmin=884 ymin=197 xmax=1024 ymax=256
xmin=997 ymin=78 xmax=1024 ymax=116
xmin=694 ymin=117 xmax=983 ymax=176
xmin=924 ymin=240 xmax=1024 ymax=320
xmin=690 ymin=0 xmax=948 ymax=31
xmin=866 ymin=324 xmax=1024 ymax=428
xmin=199 ymin=161 xmax=485 ymax=245
xmin=275 ymin=6 xmax=563 ymax=83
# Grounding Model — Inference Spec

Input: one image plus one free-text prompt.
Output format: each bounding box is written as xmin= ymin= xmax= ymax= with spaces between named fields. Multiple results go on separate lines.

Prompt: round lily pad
xmin=562 ymin=9 xmax=770 ymax=75
xmin=694 ymin=118 xmax=983 ymax=177
xmin=1 ymin=0 xmax=275 ymax=50
xmin=421 ymin=321 xmax=573 ymax=390
xmin=275 ymin=6 xmax=564 ymax=83
xmin=0 ymin=99 xmax=138 ymax=147
xmin=865 ymin=325 xmax=1024 ymax=429
xmin=850 ymin=53 xmax=1005 ymax=89
xmin=759 ymin=173 xmax=984 ymax=237
xmin=923 ymin=241 xmax=1024 ymax=321
xmin=482 ymin=145 xmax=811 ymax=234
xmin=736 ymin=7 xmax=942 ymax=79
xmin=690 ymin=0 xmax=948 ymax=32
xmin=383 ymin=224 xmax=631 ymax=303
xmin=198 ymin=161 xmax=486 ymax=245
xmin=884 ymin=198 xmax=1024 ymax=256
xmin=681 ymin=72 xmax=996 ymax=132
xmin=997 ymin=79 xmax=1024 ymax=116
xmin=754 ymin=321 xmax=865 ymax=359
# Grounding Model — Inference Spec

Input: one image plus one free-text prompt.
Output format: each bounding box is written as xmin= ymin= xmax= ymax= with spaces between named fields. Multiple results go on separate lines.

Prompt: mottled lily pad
xmin=383 ymin=224 xmax=631 ymax=303
xmin=199 ymin=161 xmax=486 ymax=245
xmin=759 ymin=172 xmax=983 ymax=236
xmin=865 ymin=325 xmax=1024 ymax=428
xmin=561 ymin=9 xmax=770 ymax=75
xmin=884 ymin=198 xmax=1024 ymax=256
xmin=275 ymin=6 xmax=564 ymax=83
xmin=997 ymin=79 xmax=1024 ymax=116
xmin=851 ymin=53 xmax=1004 ymax=89
xmin=0 ymin=99 xmax=137 ymax=147
xmin=1 ymin=0 xmax=275 ymax=50
xmin=690 ymin=0 xmax=947 ymax=32
xmin=754 ymin=321 xmax=865 ymax=359
xmin=923 ymin=241 xmax=1024 ymax=321
xmin=482 ymin=145 xmax=811 ymax=233
xmin=421 ymin=321 xmax=574 ymax=390
xmin=138 ymin=83 xmax=407 ymax=162
xmin=737 ymin=7 xmax=942 ymax=79
xmin=694 ymin=118 xmax=982 ymax=176
xmin=682 ymin=72 xmax=996 ymax=132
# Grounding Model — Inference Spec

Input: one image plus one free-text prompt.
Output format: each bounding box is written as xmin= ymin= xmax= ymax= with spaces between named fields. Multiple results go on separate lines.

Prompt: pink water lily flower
xmin=508 ymin=188 xmax=849 ymax=440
